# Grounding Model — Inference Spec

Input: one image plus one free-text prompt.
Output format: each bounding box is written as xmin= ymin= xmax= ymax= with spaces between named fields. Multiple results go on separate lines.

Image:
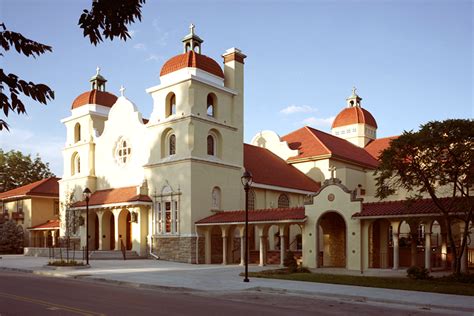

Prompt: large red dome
xmin=71 ymin=90 xmax=118 ymax=109
xmin=332 ymin=106 xmax=377 ymax=129
xmin=160 ymin=51 xmax=224 ymax=78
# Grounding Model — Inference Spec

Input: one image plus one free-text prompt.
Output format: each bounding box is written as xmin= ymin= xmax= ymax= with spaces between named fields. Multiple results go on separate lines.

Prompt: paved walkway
xmin=1 ymin=255 xmax=473 ymax=314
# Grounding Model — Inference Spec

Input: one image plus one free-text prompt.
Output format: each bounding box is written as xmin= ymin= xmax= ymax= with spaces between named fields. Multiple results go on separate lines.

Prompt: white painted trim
xmin=251 ymin=182 xmax=317 ymax=195
xmin=70 ymin=200 xmax=152 ymax=210
xmin=61 ymin=104 xmax=110 ymax=123
xmin=144 ymin=156 xmax=242 ymax=170
xmin=353 ymin=213 xmax=442 ymax=220
xmin=195 ymin=218 xmax=307 ymax=226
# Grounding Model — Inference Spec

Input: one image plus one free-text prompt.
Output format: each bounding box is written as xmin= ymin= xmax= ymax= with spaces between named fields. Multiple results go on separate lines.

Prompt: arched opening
xmin=210 ymin=226 xmax=223 ymax=264
xmin=71 ymin=152 xmax=80 ymax=176
xmin=398 ymin=220 xmax=422 ymax=267
xmin=87 ymin=212 xmax=100 ymax=251
xmin=211 ymin=187 xmax=221 ymax=210
xmin=166 ymin=92 xmax=176 ymax=117
xmin=207 ymin=93 xmax=216 ymax=117
xmin=169 ymin=134 xmax=176 ymax=156
xmin=100 ymin=210 xmax=114 ymax=250
xmin=118 ymin=209 xmax=132 ymax=251
xmin=278 ymin=194 xmax=290 ymax=208
xmin=207 ymin=135 xmax=215 ymax=156
xmin=74 ymin=123 xmax=81 ymax=143
xmin=369 ymin=219 xmax=392 ymax=268
xmin=318 ymin=212 xmax=346 ymax=268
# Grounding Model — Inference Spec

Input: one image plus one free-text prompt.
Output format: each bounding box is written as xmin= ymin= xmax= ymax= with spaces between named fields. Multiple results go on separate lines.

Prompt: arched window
xmin=155 ymin=185 xmax=179 ymax=235
xmin=248 ymin=189 xmax=256 ymax=210
xmin=207 ymin=135 xmax=215 ymax=156
xmin=211 ymin=187 xmax=221 ymax=210
xmin=166 ymin=93 xmax=176 ymax=117
xmin=71 ymin=152 xmax=80 ymax=176
xmin=74 ymin=123 xmax=81 ymax=143
xmin=278 ymin=194 xmax=289 ymax=208
xmin=207 ymin=94 xmax=216 ymax=117
xmin=169 ymin=134 xmax=176 ymax=155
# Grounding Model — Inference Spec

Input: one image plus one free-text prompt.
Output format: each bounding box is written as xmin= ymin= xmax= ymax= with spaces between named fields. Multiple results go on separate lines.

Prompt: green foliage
xmin=406 ymin=266 xmax=431 ymax=280
xmin=0 ymin=149 xmax=54 ymax=192
xmin=0 ymin=219 xmax=24 ymax=253
xmin=48 ymin=260 xmax=84 ymax=267
xmin=283 ymin=250 xmax=298 ymax=273
xmin=0 ymin=23 xmax=54 ymax=131
xmin=79 ymin=0 xmax=146 ymax=45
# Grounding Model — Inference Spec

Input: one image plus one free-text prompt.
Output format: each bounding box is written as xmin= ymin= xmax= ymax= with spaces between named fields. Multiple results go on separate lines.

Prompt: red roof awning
xmin=355 ymin=197 xmax=471 ymax=218
xmin=196 ymin=207 xmax=306 ymax=225
xmin=28 ymin=219 xmax=60 ymax=231
xmin=72 ymin=186 xmax=152 ymax=208
xmin=0 ymin=177 xmax=60 ymax=200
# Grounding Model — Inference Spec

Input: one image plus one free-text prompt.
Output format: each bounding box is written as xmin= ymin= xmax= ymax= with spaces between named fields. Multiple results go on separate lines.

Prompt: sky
xmin=0 ymin=0 xmax=472 ymax=175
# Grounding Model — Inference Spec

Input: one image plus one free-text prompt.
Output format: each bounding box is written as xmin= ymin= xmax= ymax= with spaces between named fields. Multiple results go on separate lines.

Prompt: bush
xmin=0 ymin=220 xmax=24 ymax=254
xmin=440 ymin=273 xmax=474 ymax=284
xmin=283 ymin=250 xmax=298 ymax=273
xmin=407 ymin=266 xmax=431 ymax=280
xmin=48 ymin=260 xmax=85 ymax=267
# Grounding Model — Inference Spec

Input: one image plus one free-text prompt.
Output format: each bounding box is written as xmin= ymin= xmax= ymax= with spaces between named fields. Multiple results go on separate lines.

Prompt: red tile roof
xmin=71 ymin=90 xmax=118 ymax=109
xmin=244 ymin=144 xmax=320 ymax=192
xmin=355 ymin=197 xmax=470 ymax=218
xmin=0 ymin=177 xmax=60 ymax=200
xmin=28 ymin=219 xmax=60 ymax=230
xmin=365 ymin=136 xmax=399 ymax=159
xmin=160 ymin=51 xmax=224 ymax=78
xmin=72 ymin=186 xmax=152 ymax=208
xmin=332 ymin=106 xmax=377 ymax=128
xmin=281 ymin=126 xmax=379 ymax=168
xmin=196 ymin=207 xmax=305 ymax=224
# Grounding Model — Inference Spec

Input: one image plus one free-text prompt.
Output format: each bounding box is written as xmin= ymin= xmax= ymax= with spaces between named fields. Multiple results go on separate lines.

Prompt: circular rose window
xmin=115 ymin=137 xmax=131 ymax=166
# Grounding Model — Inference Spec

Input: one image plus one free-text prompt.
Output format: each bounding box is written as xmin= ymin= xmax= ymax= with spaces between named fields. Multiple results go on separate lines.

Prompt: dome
xmin=160 ymin=51 xmax=224 ymax=78
xmin=71 ymin=90 xmax=118 ymax=109
xmin=332 ymin=106 xmax=377 ymax=129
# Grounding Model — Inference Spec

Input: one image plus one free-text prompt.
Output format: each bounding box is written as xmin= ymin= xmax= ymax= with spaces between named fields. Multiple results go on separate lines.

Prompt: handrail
xmin=120 ymin=239 xmax=127 ymax=260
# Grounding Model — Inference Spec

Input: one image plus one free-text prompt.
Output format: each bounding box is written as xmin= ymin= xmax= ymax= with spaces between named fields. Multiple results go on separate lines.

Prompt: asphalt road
xmin=0 ymin=271 xmax=452 ymax=316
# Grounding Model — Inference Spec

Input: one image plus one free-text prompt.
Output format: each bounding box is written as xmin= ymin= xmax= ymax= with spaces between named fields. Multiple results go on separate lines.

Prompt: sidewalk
xmin=1 ymin=255 xmax=473 ymax=314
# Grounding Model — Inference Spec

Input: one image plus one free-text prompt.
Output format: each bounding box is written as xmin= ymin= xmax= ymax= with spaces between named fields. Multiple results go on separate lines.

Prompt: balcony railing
xmin=12 ymin=212 xmax=24 ymax=220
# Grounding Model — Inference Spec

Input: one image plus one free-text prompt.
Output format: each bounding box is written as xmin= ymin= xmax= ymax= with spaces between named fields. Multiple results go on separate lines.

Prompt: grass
xmin=246 ymin=269 xmax=474 ymax=296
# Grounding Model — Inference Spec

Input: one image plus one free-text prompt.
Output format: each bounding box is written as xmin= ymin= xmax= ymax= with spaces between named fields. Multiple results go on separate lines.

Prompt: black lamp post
xmin=83 ymin=187 xmax=92 ymax=265
xmin=241 ymin=170 xmax=253 ymax=283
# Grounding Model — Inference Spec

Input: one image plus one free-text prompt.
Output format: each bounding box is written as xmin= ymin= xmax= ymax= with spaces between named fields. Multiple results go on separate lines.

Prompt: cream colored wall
xmin=290 ymin=160 xmax=330 ymax=183
xmin=332 ymin=123 xmax=376 ymax=147
xmin=303 ymin=183 xmax=362 ymax=270
xmin=252 ymin=188 xmax=304 ymax=209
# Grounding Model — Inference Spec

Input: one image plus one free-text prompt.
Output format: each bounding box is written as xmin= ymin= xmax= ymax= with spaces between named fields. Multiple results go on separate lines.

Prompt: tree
xmin=0 ymin=0 xmax=145 ymax=131
xmin=0 ymin=219 xmax=24 ymax=254
xmin=375 ymin=119 xmax=473 ymax=274
xmin=0 ymin=149 xmax=54 ymax=192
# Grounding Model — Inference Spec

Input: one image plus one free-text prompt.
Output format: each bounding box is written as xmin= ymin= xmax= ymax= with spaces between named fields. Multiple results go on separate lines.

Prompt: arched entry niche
xmin=88 ymin=212 xmax=100 ymax=250
xmin=317 ymin=211 xmax=346 ymax=268
xmin=101 ymin=210 xmax=115 ymax=250
xmin=118 ymin=209 xmax=132 ymax=250
xmin=369 ymin=219 xmax=392 ymax=268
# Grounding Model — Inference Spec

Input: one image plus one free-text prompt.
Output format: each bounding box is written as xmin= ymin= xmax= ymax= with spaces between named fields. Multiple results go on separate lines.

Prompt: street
xmin=0 ymin=271 xmax=452 ymax=316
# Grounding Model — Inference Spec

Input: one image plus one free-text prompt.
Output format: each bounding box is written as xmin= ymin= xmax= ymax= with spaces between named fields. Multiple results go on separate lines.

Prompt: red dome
xmin=71 ymin=90 xmax=118 ymax=109
xmin=160 ymin=51 xmax=224 ymax=78
xmin=332 ymin=107 xmax=377 ymax=129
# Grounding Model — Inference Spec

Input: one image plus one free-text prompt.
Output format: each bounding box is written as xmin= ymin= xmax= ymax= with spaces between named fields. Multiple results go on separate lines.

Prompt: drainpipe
xmin=195 ymin=224 xmax=199 ymax=264
xmin=149 ymin=204 xmax=159 ymax=260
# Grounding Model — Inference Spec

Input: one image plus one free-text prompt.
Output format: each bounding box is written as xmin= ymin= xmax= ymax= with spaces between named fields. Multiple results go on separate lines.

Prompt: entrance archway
xmin=101 ymin=210 xmax=114 ymax=250
xmin=118 ymin=209 xmax=132 ymax=251
xmin=318 ymin=211 xmax=346 ymax=268
xmin=88 ymin=213 xmax=99 ymax=250
xmin=210 ymin=226 xmax=223 ymax=264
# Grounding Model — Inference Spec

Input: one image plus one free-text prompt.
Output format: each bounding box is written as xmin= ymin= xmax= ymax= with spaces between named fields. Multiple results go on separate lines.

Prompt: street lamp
xmin=83 ymin=187 xmax=92 ymax=265
xmin=241 ymin=170 xmax=253 ymax=283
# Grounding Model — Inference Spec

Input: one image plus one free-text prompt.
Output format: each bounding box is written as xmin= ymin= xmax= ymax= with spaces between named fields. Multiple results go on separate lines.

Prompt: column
xmin=240 ymin=235 xmax=245 ymax=266
xmin=441 ymin=233 xmax=447 ymax=269
xmin=460 ymin=247 xmax=467 ymax=273
xmin=424 ymin=232 xmax=432 ymax=271
xmin=43 ymin=231 xmax=48 ymax=247
xmin=97 ymin=211 xmax=104 ymax=250
xmin=259 ymin=235 xmax=267 ymax=266
xmin=204 ymin=228 xmax=211 ymax=264
xmin=114 ymin=211 xmax=120 ymax=250
xmin=279 ymin=225 xmax=286 ymax=268
xmin=222 ymin=236 xmax=228 ymax=265
xmin=51 ymin=231 xmax=57 ymax=247
xmin=410 ymin=232 xmax=418 ymax=267
xmin=392 ymin=232 xmax=399 ymax=270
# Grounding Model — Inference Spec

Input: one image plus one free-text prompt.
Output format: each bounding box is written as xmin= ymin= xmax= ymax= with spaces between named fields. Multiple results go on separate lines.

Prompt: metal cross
xmin=119 ymin=85 xmax=125 ymax=97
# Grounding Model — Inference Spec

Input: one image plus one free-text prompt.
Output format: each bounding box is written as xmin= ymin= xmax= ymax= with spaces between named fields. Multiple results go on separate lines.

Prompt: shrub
xmin=407 ymin=266 xmax=431 ymax=280
xmin=283 ymin=250 xmax=298 ymax=273
xmin=0 ymin=220 xmax=24 ymax=254
xmin=440 ymin=273 xmax=474 ymax=284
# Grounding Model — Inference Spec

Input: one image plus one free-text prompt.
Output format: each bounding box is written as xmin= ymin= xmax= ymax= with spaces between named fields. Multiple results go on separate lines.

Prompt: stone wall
xmin=153 ymin=236 xmax=202 ymax=264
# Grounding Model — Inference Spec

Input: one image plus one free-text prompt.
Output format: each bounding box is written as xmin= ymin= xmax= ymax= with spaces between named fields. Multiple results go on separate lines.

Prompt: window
xmin=74 ymin=123 xmax=81 ymax=143
xmin=167 ymin=93 xmax=176 ymax=117
xmin=207 ymin=94 xmax=215 ymax=117
xmin=54 ymin=201 xmax=59 ymax=216
xmin=115 ymin=137 xmax=132 ymax=166
xmin=248 ymin=189 xmax=256 ymax=210
xmin=278 ymin=194 xmax=290 ymax=208
xmin=211 ymin=187 xmax=221 ymax=210
xmin=169 ymin=134 xmax=176 ymax=155
xmin=71 ymin=152 xmax=80 ymax=175
xmin=154 ymin=186 xmax=180 ymax=235
xmin=207 ymin=135 xmax=215 ymax=156
xmin=16 ymin=200 xmax=23 ymax=214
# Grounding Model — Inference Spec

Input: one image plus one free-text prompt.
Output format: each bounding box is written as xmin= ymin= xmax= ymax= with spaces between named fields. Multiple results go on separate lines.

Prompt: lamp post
xmin=241 ymin=170 xmax=253 ymax=282
xmin=83 ymin=187 xmax=92 ymax=265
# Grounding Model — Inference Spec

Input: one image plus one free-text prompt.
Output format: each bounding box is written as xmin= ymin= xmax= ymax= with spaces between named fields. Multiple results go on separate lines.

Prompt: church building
xmin=59 ymin=26 xmax=472 ymax=272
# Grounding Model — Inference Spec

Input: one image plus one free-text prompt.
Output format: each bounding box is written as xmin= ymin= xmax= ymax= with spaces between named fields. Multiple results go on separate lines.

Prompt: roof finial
xmin=352 ymin=86 xmax=357 ymax=96
xmin=96 ymin=66 xmax=100 ymax=76
xmin=189 ymin=23 xmax=195 ymax=35
xmin=119 ymin=85 xmax=125 ymax=97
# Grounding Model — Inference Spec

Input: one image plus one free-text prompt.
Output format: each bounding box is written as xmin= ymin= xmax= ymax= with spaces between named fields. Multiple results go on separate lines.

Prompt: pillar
xmin=441 ymin=233 xmax=447 ymax=269
xmin=97 ymin=211 xmax=104 ymax=250
xmin=221 ymin=226 xmax=229 ymax=265
xmin=410 ymin=232 xmax=418 ymax=267
xmin=392 ymin=232 xmax=399 ymax=270
xmin=259 ymin=235 xmax=267 ymax=266
xmin=279 ymin=225 xmax=286 ymax=268
xmin=43 ymin=231 xmax=48 ymax=247
xmin=424 ymin=232 xmax=432 ymax=271
xmin=52 ymin=231 xmax=57 ymax=247
xmin=114 ymin=210 xmax=120 ymax=250
xmin=460 ymin=247 xmax=467 ymax=273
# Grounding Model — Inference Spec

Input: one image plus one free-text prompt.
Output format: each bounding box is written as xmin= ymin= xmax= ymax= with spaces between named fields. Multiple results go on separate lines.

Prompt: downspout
xmin=149 ymin=200 xmax=159 ymax=260
xmin=195 ymin=224 xmax=199 ymax=264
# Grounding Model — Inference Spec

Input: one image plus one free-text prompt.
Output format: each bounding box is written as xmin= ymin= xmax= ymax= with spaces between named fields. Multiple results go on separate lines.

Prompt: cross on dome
xmin=96 ymin=66 xmax=101 ymax=76
xmin=189 ymin=23 xmax=195 ymax=35
xmin=346 ymin=86 xmax=362 ymax=108
xmin=182 ymin=23 xmax=203 ymax=54
xmin=352 ymin=86 xmax=357 ymax=96
xmin=119 ymin=85 xmax=126 ymax=97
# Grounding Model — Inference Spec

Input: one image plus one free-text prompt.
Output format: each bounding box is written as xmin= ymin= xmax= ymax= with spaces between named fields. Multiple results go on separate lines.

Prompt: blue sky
xmin=0 ymin=0 xmax=472 ymax=175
